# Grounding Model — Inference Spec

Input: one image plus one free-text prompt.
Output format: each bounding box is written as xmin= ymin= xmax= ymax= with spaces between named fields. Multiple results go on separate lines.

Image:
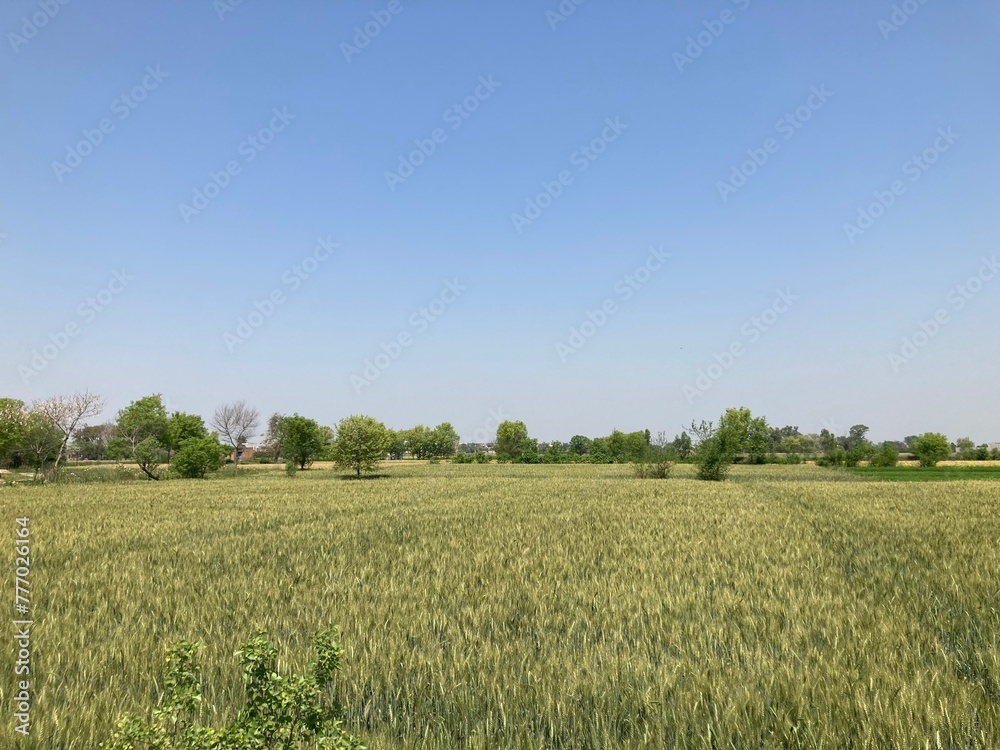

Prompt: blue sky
xmin=2 ymin=0 xmax=998 ymax=443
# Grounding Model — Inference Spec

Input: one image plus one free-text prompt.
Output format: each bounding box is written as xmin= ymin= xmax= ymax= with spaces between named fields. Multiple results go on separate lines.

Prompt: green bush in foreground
xmin=101 ymin=628 xmax=364 ymax=750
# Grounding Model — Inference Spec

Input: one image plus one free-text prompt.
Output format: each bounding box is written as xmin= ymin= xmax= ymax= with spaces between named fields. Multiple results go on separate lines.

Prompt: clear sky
xmin=2 ymin=0 xmax=998 ymax=444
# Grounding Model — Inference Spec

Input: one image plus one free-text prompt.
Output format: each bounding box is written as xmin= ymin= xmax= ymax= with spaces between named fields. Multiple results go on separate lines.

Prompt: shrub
xmin=172 ymin=437 xmax=229 ymax=479
xmin=911 ymin=432 xmax=951 ymax=467
xmin=101 ymin=628 xmax=364 ymax=750
xmin=868 ymin=442 xmax=899 ymax=468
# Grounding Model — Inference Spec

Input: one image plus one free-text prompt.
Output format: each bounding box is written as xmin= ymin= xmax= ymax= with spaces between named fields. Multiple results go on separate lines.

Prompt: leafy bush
xmin=172 ymin=437 xmax=229 ymax=479
xmin=911 ymin=432 xmax=951 ymax=467
xmin=868 ymin=442 xmax=899 ymax=468
xmin=101 ymin=628 xmax=364 ymax=750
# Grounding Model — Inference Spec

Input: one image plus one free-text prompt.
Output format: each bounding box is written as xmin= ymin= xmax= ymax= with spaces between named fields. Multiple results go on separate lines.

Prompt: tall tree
xmin=164 ymin=412 xmax=208 ymax=457
xmin=277 ymin=414 xmax=325 ymax=470
xmin=331 ymin=415 xmax=392 ymax=478
xmin=495 ymin=420 xmax=529 ymax=461
xmin=117 ymin=395 xmax=169 ymax=451
xmin=31 ymin=391 xmax=106 ymax=473
xmin=210 ymin=400 xmax=260 ymax=463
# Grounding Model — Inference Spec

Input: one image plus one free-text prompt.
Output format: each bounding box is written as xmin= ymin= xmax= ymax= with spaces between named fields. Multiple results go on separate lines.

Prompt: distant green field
xmin=848 ymin=465 xmax=1000 ymax=481
xmin=1 ymin=463 xmax=998 ymax=748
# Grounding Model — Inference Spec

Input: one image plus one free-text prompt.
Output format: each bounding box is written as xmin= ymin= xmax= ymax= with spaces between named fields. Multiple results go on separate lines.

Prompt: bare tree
xmin=210 ymin=400 xmax=260 ymax=464
xmin=31 ymin=391 xmax=106 ymax=474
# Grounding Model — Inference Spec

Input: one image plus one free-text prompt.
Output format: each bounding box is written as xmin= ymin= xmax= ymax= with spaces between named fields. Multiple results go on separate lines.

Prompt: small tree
xmin=165 ymin=412 xmax=208 ymax=459
xmin=31 ymin=391 xmax=106 ymax=473
xmin=911 ymin=432 xmax=951 ymax=467
xmin=868 ymin=441 xmax=899 ymax=468
xmin=331 ymin=415 xmax=391 ymax=478
xmin=277 ymin=415 xmax=326 ymax=470
xmin=117 ymin=395 xmax=169 ymax=453
xmin=134 ymin=436 xmax=166 ymax=480
xmin=671 ymin=431 xmax=693 ymax=460
xmin=495 ymin=420 xmax=529 ymax=462
xmin=172 ymin=436 xmax=229 ymax=479
xmin=19 ymin=412 xmax=62 ymax=479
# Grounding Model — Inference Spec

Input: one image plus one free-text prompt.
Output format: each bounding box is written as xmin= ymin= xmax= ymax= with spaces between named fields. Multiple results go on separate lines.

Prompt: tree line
xmin=0 ymin=391 xmax=994 ymax=482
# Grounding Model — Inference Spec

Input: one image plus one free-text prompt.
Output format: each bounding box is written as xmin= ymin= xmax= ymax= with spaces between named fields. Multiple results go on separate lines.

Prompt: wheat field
xmin=1 ymin=463 xmax=998 ymax=748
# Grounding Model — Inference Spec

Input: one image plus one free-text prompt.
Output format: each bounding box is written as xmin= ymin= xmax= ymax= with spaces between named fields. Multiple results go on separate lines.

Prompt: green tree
xmin=568 ymin=435 xmax=592 ymax=455
xmin=745 ymin=416 xmax=770 ymax=464
xmin=495 ymin=420 xmax=529 ymax=462
xmin=19 ymin=412 xmax=63 ymax=478
xmin=71 ymin=423 xmax=115 ymax=460
xmin=0 ymin=398 xmax=27 ymax=467
xmin=117 ymin=395 xmax=169 ymax=452
xmin=818 ymin=428 xmax=838 ymax=456
xmin=386 ymin=430 xmax=406 ymax=460
xmin=427 ymin=422 xmax=459 ymax=458
xmin=911 ymin=432 xmax=951 ymax=467
xmin=331 ymin=415 xmax=392 ymax=478
xmin=165 ymin=412 xmax=208 ymax=457
xmin=868 ymin=441 xmax=899 ymax=468
xmin=403 ymin=425 xmax=433 ymax=459
xmin=671 ymin=431 xmax=693 ymax=460
xmin=172 ymin=436 xmax=229 ymax=479
xmin=690 ymin=407 xmax=755 ymax=481
xmin=134 ymin=436 xmax=166 ymax=480
xmin=277 ymin=415 xmax=326 ymax=470
xmin=955 ymin=437 xmax=976 ymax=460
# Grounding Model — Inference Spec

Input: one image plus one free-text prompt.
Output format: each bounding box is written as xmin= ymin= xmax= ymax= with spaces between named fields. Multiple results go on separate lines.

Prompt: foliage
xmin=867 ymin=441 xmax=899 ymax=468
xmin=331 ymin=415 xmax=392 ymax=478
xmin=689 ymin=407 xmax=756 ymax=481
xmin=118 ymin=395 xmax=169 ymax=451
xmin=134 ymin=436 xmax=166 ymax=480
xmin=172 ymin=436 xmax=229 ymax=479
xmin=911 ymin=432 xmax=952 ymax=467
xmin=275 ymin=414 xmax=326 ymax=470
xmin=495 ymin=420 xmax=530 ymax=462
xmin=165 ymin=413 xmax=208 ymax=456
xmin=671 ymin=431 xmax=693 ymax=460
xmin=101 ymin=628 xmax=364 ymax=750
xmin=631 ymin=432 xmax=675 ymax=479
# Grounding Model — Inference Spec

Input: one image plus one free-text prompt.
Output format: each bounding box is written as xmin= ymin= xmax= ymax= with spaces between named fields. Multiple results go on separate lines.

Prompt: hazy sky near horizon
xmin=2 ymin=1 xmax=998 ymax=443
